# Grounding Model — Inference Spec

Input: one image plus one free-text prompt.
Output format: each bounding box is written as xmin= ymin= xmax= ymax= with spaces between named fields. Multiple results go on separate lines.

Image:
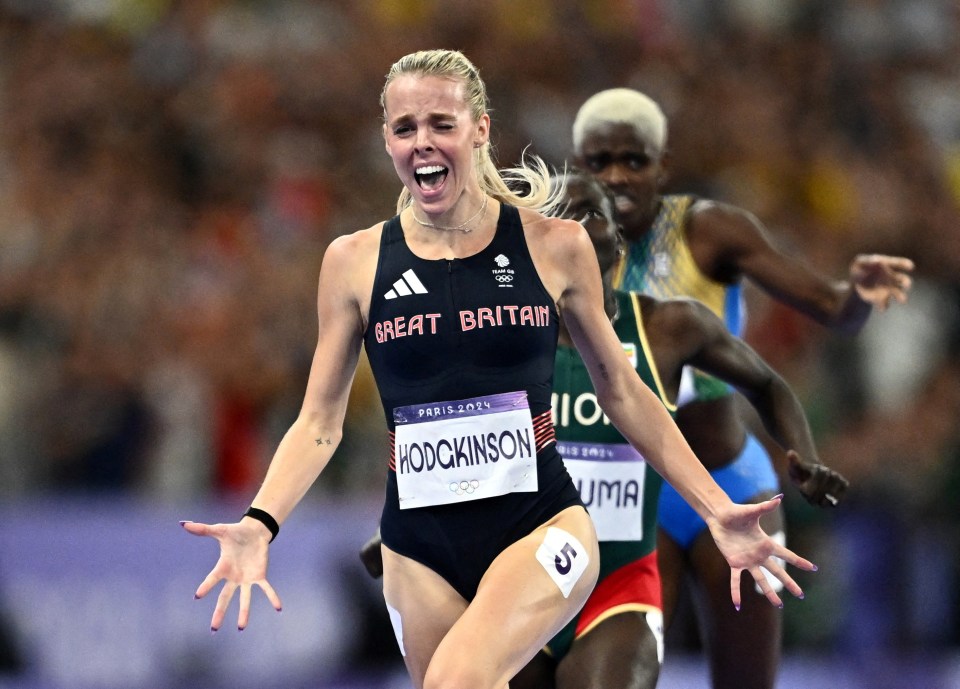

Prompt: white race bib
xmin=393 ymin=391 xmax=538 ymax=509
xmin=558 ymin=441 xmax=647 ymax=541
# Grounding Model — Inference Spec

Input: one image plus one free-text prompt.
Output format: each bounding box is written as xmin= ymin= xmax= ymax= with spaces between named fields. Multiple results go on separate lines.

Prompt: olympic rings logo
xmin=450 ymin=479 xmax=480 ymax=495
xmin=495 ymin=275 xmax=513 ymax=283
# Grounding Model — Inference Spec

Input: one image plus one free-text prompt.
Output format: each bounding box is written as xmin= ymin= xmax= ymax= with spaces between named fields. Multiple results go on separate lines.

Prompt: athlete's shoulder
xmin=687 ymin=198 xmax=763 ymax=234
xmin=517 ymin=208 xmax=594 ymax=302
xmin=517 ymin=206 xmax=589 ymax=251
xmin=684 ymin=197 xmax=774 ymax=278
xmin=324 ymin=221 xmax=386 ymax=264
xmin=638 ymin=293 xmax=717 ymax=339
xmin=318 ymin=221 xmax=386 ymax=307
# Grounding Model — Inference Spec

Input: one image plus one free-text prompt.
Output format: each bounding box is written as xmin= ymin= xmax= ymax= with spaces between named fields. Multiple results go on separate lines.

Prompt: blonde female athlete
xmin=183 ymin=52 xmax=816 ymax=689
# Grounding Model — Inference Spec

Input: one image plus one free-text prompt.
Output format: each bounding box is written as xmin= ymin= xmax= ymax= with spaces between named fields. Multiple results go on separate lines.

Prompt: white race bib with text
xmin=558 ymin=440 xmax=647 ymax=541
xmin=393 ymin=391 xmax=538 ymax=509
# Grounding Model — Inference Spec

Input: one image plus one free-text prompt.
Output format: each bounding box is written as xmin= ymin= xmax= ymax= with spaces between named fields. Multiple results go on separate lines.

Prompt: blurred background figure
xmin=0 ymin=2 xmax=957 ymax=689
xmin=569 ymin=83 xmax=909 ymax=689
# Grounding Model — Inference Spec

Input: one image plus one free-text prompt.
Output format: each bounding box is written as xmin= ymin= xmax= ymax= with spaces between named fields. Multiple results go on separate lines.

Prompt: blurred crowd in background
xmin=0 ymin=0 xmax=958 ymax=672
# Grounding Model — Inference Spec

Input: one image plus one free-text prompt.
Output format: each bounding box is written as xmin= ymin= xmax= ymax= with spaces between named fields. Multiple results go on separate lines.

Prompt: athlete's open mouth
xmin=614 ymin=194 xmax=635 ymax=214
xmin=415 ymin=165 xmax=448 ymax=191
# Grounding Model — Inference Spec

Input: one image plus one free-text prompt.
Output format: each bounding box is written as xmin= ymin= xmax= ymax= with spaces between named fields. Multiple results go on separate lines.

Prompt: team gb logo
xmin=492 ymin=254 xmax=514 ymax=286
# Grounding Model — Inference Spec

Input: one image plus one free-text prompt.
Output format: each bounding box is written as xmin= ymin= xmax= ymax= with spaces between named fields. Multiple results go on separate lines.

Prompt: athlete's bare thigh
xmin=382 ymin=505 xmax=599 ymax=689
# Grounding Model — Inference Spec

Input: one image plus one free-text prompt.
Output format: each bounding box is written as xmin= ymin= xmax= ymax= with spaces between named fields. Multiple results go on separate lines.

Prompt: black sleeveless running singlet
xmin=364 ymin=203 xmax=583 ymax=600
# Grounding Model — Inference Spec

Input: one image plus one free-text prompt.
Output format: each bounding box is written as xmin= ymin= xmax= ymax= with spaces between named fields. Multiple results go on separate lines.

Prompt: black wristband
xmin=243 ymin=507 xmax=279 ymax=543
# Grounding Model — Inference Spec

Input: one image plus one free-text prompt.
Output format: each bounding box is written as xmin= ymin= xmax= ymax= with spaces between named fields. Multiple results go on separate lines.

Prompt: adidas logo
xmin=385 ymin=269 xmax=428 ymax=299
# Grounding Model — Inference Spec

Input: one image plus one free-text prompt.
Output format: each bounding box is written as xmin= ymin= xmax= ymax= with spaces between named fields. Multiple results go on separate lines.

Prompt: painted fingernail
xmin=211 ymin=627 xmax=218 ymax=634
xmin=734 ymin=604 xmax=741 ymax=612
xmin=238 ymin=627 xmax=244 ymax=633
xmin=778 ymin=602 xmax=784 ymax=609
xmin=799 ymin=592 xmax=805 ymax=600
xmin=812 ymin=564 xmax=819 ymax=572
xmin=772 ymin=493 xmax=784 ymax=501
xmin=193 ymin=594 xmax=200 ymax=600
xmin=277 ymin=608 xmax=283 ymax=614
xmin=179 ymin=521 xmax=187 ymax=527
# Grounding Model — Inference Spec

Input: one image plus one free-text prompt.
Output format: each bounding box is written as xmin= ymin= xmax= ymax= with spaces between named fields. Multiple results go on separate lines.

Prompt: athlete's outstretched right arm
xmin=535 ymin=216 xmax=816 ymax=610
xmin=182 ymin=230 xmax=374 ymax=632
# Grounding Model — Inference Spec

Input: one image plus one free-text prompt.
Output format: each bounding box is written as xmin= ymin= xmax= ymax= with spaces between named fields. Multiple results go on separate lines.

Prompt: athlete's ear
xmin=383 ymin=124 xmax=391 ymax=155
xmin=473 ymin=113 xmax=491 ymax=149
xmin=656 ymin=149 xmax=672 ymax=187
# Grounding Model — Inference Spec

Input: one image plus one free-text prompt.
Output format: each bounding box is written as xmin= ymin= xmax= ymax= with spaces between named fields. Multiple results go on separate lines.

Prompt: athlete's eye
xmin=625 ymin=154 xmax=652 ymax=170
xmin=583 ymin=156 xmax=608 ymax=172
xmin=578 ymin=208 xmax=605 ymax=223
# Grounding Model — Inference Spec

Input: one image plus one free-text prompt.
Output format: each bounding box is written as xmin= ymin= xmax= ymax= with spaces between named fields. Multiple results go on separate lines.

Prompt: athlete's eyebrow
xmin=388 ymin=111 xmax=457 ymax=127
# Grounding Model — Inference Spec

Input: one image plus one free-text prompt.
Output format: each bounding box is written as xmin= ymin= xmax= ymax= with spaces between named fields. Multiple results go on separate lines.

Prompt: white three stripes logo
xmin=385 ymin=269 xmax=428 ymax=299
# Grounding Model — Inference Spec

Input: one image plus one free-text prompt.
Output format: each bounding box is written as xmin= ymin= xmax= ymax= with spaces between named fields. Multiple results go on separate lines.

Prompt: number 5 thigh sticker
xmin=535 ymin=526 xmax=589 ymax=598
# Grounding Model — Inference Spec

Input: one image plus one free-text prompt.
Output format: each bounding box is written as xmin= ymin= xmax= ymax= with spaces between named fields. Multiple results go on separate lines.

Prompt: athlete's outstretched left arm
xmin=536 ymin=216 xmax=817 ymax=609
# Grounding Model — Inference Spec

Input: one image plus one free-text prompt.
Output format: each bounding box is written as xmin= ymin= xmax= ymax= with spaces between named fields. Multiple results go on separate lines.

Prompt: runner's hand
xmin=181 ymin=519 xmax=282 ymax=632
xmin=359 ymin=527 xmax=384 ymax=579
xmin=706 ymin=495 xmax=817 ymax=610
xmin=786 ymin=450 xmax=849 ymax=508
xmin=849 ymin=254 xmax=914 ymax=311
